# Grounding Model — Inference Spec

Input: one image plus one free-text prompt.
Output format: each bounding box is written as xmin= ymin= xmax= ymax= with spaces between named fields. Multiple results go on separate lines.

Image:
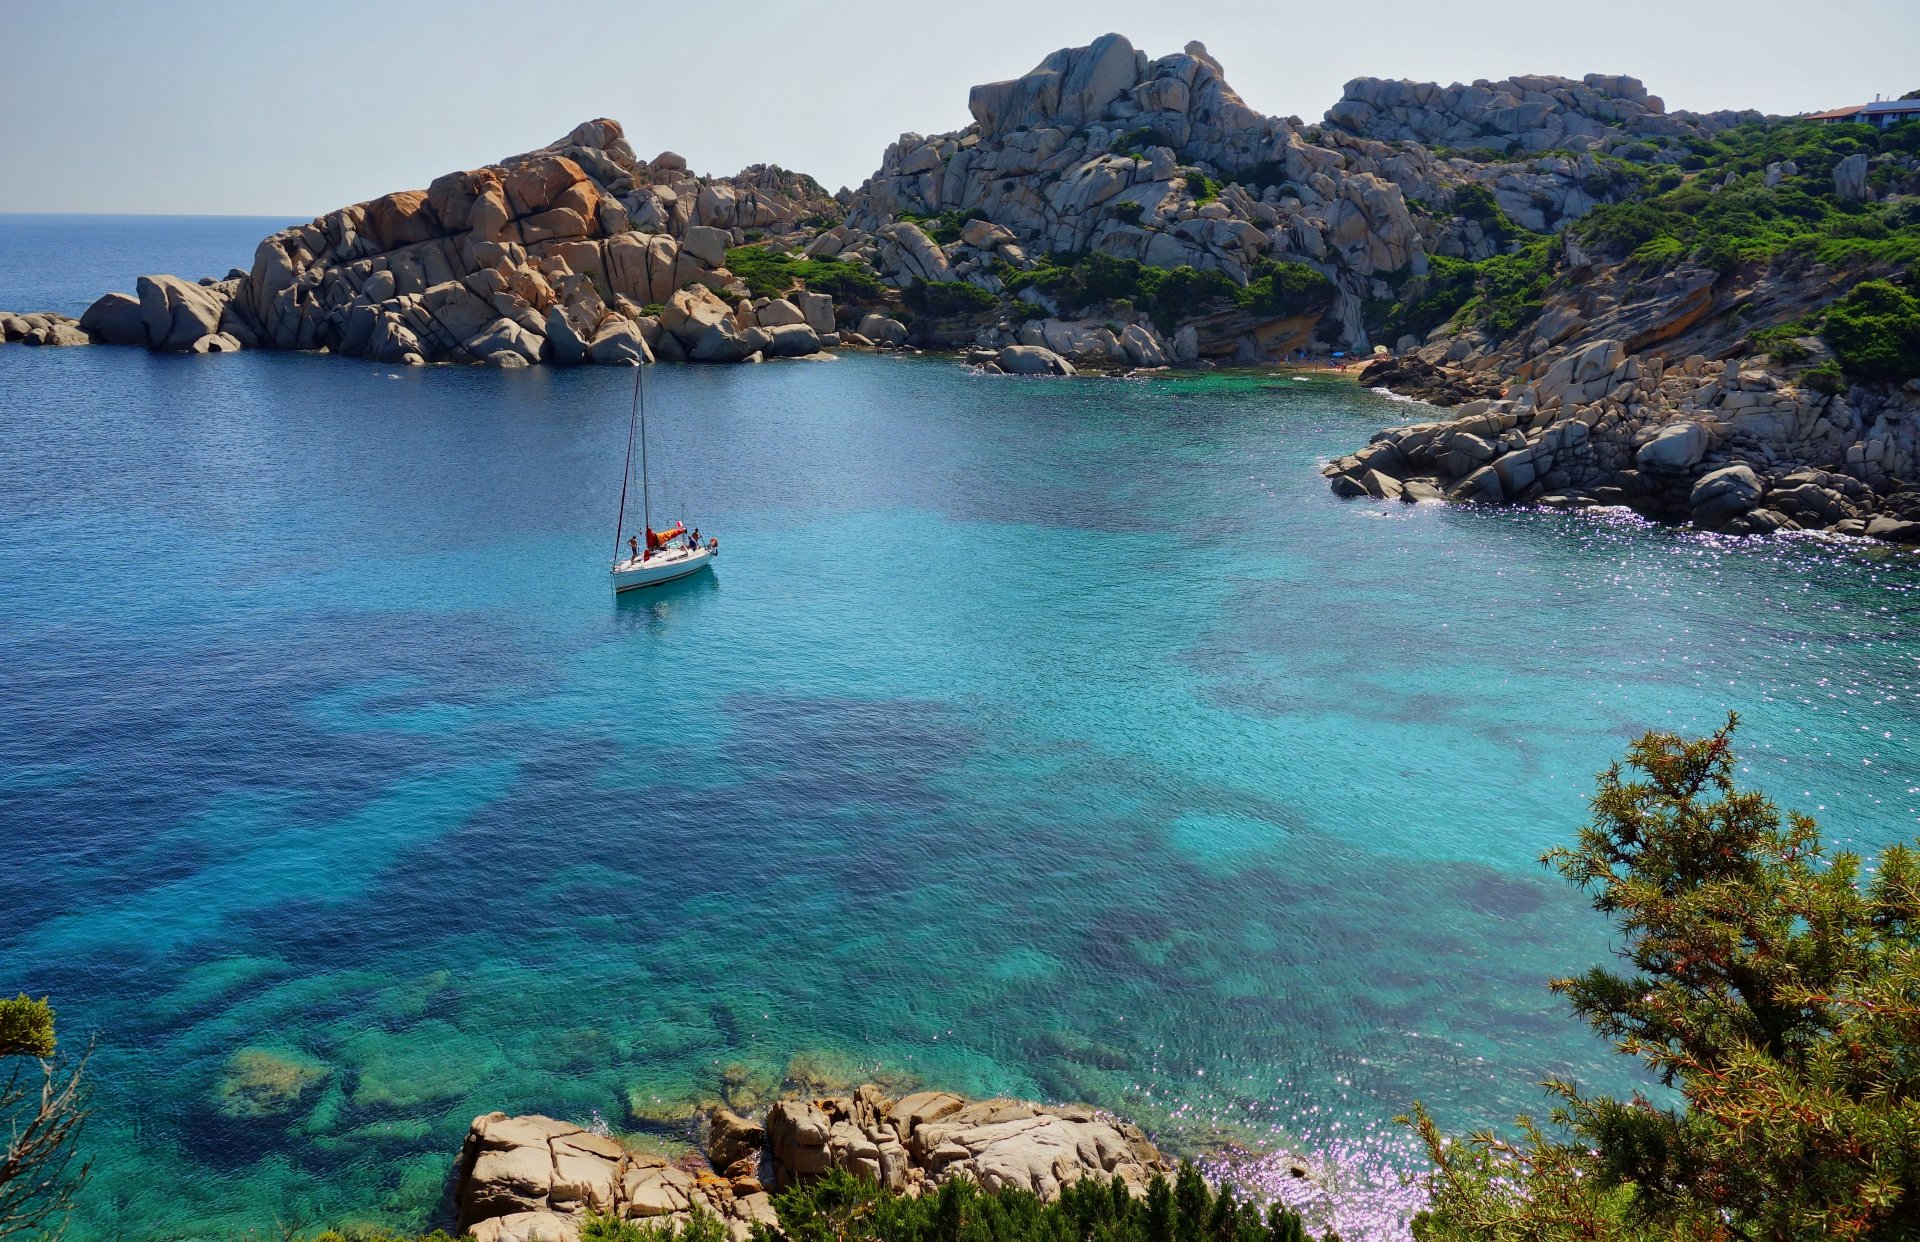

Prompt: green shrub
xmin=1241 ymin=259 xmax=1337 ymax=319
xmin=1803 ymin=359 xmax=1847 ymax=394
xmin=1111 ymin=201 xmax=1145 ymax=224
xmin=724 ymin=247 xmax=883 ymax=302
xmin=902 ymin=280 xmax=998 ymax=318
xmin=763 ymin=1165 xmax=1320 ymax=1242
xmin=1186 ymin=170 xmax=1219 ymax=205
xmin=1408 ymin=716 xmax=1920 ymax=1240
xmin=0 ymin=995 xmax=56 ymax=1058
xmin=1822 ymin=278 xmax=1920 ymax=381
xmin=581 ymin=1207 xmax=729 ymax=1242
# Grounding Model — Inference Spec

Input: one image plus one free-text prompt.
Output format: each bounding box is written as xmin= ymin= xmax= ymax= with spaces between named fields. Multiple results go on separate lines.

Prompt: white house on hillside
xmin=1808 ymin=98 xmax=1920 ymax=128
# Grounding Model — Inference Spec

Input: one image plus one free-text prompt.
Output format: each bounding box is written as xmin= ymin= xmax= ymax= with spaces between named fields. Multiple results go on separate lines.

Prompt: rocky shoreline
xmin=4 ymin=31 xmax=1914 ymax=545
xmin=454 ymin=1086 xmax=1175 ymax=1242
xmin=1330 ymin=341 xmax=1920 ymax=544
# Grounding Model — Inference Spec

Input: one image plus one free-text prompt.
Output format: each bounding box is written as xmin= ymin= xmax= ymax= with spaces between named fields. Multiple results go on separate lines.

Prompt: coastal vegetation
xmin=722 ymin=246 xmax=884 ymax=303
xmin=0 ymin=995 xmax=90 ymax=1240
xmin=572 ymin=1164 xmax=1322 ymax=1242
xmin=1003 ymin=254 xmax=1334 ymax=332
xmin=1378 ymin=117 xmax=1920 ymax=363
xmin=1406 ymin=717 xmax=1920 ymax=1240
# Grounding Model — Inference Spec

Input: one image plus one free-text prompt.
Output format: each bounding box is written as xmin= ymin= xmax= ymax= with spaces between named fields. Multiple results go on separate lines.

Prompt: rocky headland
xmin=454 ymin=1086 xmax=1170 ymax=1242
xmin=5 ymin=33 xmax=1916 ymax=542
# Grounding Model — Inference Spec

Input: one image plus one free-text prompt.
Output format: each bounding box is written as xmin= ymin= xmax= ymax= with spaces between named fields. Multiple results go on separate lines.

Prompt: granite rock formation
xmin=454 ymin=1086 xmax=1167 ymax=1242
xmin=1327 ymin=340 xmax=1920 ymax=542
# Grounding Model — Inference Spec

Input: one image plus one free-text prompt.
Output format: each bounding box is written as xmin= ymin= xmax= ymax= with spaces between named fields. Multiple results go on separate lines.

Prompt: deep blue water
xmin=3 ymin=217 xmax=1919 ymax=1240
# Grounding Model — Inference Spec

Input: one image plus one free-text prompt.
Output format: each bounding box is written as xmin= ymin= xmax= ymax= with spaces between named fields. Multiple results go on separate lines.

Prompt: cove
xmin=4 ymin=227 xmax=1918 ymax=1239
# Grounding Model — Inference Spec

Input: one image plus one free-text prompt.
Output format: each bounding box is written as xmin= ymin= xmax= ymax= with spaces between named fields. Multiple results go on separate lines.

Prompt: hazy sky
xmin=4 ymin=0 xmax=1915 ymax=216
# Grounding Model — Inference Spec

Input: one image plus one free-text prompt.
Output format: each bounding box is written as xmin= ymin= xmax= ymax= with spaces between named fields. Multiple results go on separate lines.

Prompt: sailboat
xmin=610 ymin=364 xmax=716 ymax=592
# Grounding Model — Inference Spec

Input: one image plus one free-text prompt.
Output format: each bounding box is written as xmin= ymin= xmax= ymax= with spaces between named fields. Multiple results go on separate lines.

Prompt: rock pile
xmin=0 ymin=310 xmax=91 ymax=347
xmin=455 ymin=1086 xmax=1166 ymax=1242
xmin=1325 ymin=337 xmax=1920 ymax=544
xmin=21 ymin=119 xmax=848 ymax=368
xmin=1324 ymin=74 xmax=1756 ymax=155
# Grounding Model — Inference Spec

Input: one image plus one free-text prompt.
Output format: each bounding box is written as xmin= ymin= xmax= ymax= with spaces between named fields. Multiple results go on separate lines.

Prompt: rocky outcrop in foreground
xmin=455 ymin=1086 xmax=1166 ymax=1242
xmin=1327 ymin=339 xmax=1920 ymax=543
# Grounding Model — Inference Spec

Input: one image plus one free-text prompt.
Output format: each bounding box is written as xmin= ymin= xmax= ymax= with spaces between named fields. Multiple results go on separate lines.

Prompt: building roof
xmin=1807 ymin=106 xmax=1865 ymax=120
xmin=1860 ymin=99 xmax=1920 ymax=115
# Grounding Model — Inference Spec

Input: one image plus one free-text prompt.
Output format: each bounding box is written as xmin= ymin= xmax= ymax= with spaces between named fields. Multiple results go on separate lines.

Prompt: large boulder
xmin=1833 ymin=153 xmax=1870 ymax=203
xmin=855 ymin=313 xmax=909 ymax=346
xmin=79 ymin=292 xmax=148 ymax=345
xmin=764 ymin=323 xmax=823 ymax=357
xmin=1689 ymin=463 xmax=1764 ymax=529
xmin=586 ymin=318 xmax=653 ymax=365
xmin=136 ymin=274 xmax=231 ymax=351
xmin=997 ymin=345 xmax=1076 ymax=376
xmin=1636 ymin=420 xmax=1710 ymax=471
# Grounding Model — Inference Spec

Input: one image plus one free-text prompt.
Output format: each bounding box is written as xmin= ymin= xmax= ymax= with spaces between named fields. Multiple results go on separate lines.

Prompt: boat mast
xmin=614 ymin=363 xmax=640 ymax=561
xmin=638 ymin=362 xmax=651 ymax=540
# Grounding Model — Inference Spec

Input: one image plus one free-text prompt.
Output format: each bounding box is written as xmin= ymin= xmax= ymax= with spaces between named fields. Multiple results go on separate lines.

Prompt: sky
xmin=3 ymin=0 xmax=1916 ymax=216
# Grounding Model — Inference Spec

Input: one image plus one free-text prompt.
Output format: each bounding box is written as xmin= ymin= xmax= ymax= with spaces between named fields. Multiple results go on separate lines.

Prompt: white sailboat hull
xmin=610 ymin=544 xmax=715 ymax=591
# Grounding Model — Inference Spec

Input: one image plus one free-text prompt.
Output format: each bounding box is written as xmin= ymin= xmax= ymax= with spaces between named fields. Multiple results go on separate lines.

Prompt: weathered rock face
xmin=39 ymin=118 xmax=843 ymax=366
xmin=457 ymin=1087 xmax=1166 ymax=1242
xmin=1 ymin=310 xmax=92 ymax=346
xmin=831 ymin=34 xmax=1443 ymax=356
xmin=1324 ymin=74 xmax=1757 ymax=155
xmin=1325 ymin=342 xmax=1920 ymax=544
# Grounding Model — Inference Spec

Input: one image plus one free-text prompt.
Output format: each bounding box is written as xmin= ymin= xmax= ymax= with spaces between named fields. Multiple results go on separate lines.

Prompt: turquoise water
xmin=4 ymin=219 xmax=1919 ymax=1240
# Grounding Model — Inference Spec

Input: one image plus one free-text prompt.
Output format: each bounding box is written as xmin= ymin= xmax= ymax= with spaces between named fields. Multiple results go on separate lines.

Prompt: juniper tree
xmin=1407 ymin=715 xmax=1920 ymax=1240
xmin=0 ymin=995 xmax=90 ymax=1240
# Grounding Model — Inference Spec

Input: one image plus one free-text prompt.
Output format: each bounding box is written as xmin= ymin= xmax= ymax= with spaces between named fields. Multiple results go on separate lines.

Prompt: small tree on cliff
xmin=1406 ymin=715 xmax=1920 ymax=1240
xmin=0 ymin=994 xmax=91 ymax=1239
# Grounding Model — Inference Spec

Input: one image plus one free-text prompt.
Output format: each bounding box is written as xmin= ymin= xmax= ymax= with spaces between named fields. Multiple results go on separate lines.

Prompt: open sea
xmin=3 ymin=214 xmax=1918 ymax=1240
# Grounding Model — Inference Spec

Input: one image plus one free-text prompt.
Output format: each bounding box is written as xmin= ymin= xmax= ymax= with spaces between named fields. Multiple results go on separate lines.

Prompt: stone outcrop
xmin=455 ymin=1087 xmax=1166 ymax=1242
xmin=13 ymin=119 xmax=845 ymax=367
xmin=1325 ymin=340 xmax=1920 ymax=544
xmin=0 ymin=310 xmax=91 ymax=347
xmin=1324 ymin=74 xmax=1757 ymax=155
xmin=814 ymin=34 xmax=1443 ymax=358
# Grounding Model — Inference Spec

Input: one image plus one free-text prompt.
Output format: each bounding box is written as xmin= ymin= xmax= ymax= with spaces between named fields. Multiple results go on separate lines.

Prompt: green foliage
xmin=1804 ymin=359 xmax=1847 ymax=394
xmin=759 ymin=1164 xmax=1323 ymax=1242
xmin=898 ymin=210 xmax=970 ymax=245
xmin=0 ymin=996 xmax=55 ymax=1059
xmin=1111 ymin=201 xmax=1145 ymax=224
xmin=1114 ymin=127 xmax=1173 ymax=153
xmin=1185 ymin=170 xmax=1219 ymax=206
xmin=299 ymin=1230 xmax=468 ymax=1242
xmin=1006 ymin=252 xmax=1332 ymax=332
xmin=1449 ymin=184 xmax=1523 ymax=248
xmin=723 ymin=247 xmax=883 ymax=302
xmin=1408 ymin=716 xmax=1920 ymax=1241
xmin=1386 ymin=239 xmax=1556 ymax=342
xmin=583 ymin=1206 xmax=730 ymax=1242
xmin=902 ymin=280 xmax=999 ymax=318
xmin=1748 ymin=315 xmax=1819 ymax=365
xmin=640 ymin=303 xmax=667 ymax=317
xmin=1240 ymin=260 xmax=1338 ymax=320
xmin=1821 ymin=278 xmax=1920 ymax=381
xmin=1573 ymin=118 xmax=1920 ymax=274
xmin=1 ymin=996 xmax=90 ymax=1240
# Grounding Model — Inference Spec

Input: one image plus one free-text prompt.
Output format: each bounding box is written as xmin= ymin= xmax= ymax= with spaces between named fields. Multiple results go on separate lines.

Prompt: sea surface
xmin=3 ymin=215 xmax=1918 ymax=1240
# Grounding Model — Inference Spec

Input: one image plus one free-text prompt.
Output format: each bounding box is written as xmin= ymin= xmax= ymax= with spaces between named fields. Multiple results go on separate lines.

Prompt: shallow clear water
xmin=3 ymin=219 xmax=1919 ymax=1240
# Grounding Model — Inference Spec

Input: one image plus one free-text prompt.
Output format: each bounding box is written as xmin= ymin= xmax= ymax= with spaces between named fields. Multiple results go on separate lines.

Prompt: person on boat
xmin=690 ymin=527 xmax=700 ymax=550
xmin=708 ymin=536 xmax=719 ymax=553
xmin=629 ymin=535 xmax=640 ymax=563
